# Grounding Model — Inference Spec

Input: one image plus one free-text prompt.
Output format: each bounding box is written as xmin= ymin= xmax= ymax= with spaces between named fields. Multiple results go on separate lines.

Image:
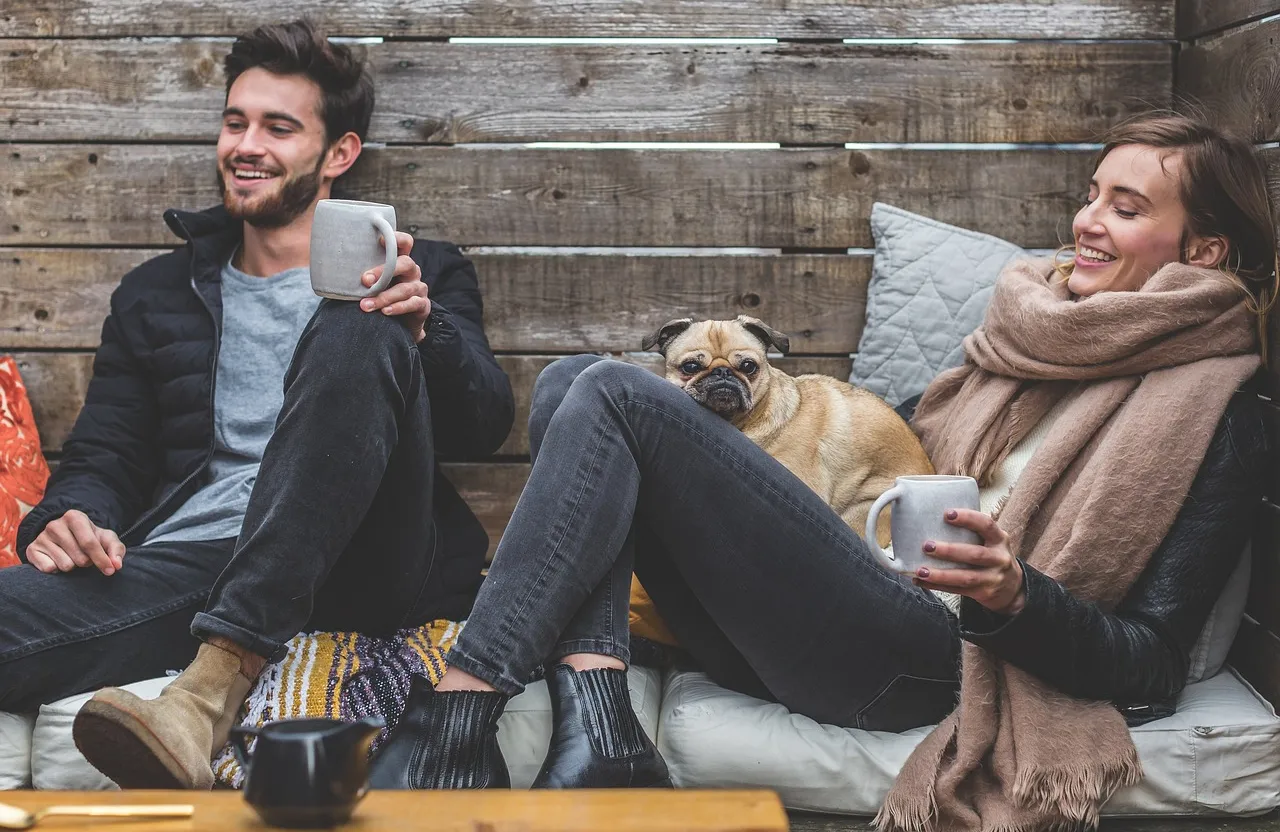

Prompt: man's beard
xmin=217 ymin=154 xmax=325 ymax=229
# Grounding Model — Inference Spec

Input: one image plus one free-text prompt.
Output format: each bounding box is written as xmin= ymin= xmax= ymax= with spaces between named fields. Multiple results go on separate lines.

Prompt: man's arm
xmin=18 ymin=287 xmax=163 ymax=559
xmin=417 ymin=243 xmax=515 ymax=459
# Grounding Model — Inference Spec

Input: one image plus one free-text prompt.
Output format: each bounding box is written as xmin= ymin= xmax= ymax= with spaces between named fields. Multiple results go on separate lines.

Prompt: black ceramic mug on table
xmin=229 ymin=716 xmax=384 ymax=829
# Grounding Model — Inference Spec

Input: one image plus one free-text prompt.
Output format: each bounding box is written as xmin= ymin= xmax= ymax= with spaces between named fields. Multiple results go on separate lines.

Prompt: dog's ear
xmin=642 ymin=318 xmax=695 ymax=354
xmin=736 ymin=316 xmax=791 ymax=356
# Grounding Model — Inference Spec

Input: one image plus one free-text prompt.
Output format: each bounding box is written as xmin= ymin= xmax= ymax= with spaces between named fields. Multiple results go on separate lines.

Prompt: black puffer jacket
xmin=18 ymin=205 xmax=514 ymax=618
xmin=903 ymin=385 xmax=1268 ymax=714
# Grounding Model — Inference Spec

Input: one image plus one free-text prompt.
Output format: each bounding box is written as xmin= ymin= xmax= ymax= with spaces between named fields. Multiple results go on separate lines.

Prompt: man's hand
xmin=26 ymin=510 xmax=125 ymax=576
xmin=910 ymin=509 xmax=1026 ymax=615
xmin=359 ymin=231 xmax=431 ymax=343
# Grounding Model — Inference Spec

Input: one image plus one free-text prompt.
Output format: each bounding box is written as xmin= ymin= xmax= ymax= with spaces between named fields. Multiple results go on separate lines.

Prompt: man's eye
xmin=680 ymin=361 xmax=702 ymax=375
xmin=1115 ymin=208 xmax=1138 ymax=219
xmin=269 ymin=125 xmax=293 ymax=135
xmin=224 ymin=121 xmax=246 ymax=131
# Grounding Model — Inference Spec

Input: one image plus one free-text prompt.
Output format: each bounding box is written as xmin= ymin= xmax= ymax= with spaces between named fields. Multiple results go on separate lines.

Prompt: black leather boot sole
xmin=533 ymin=664 xmax=673 ymax=789
xmin=368 ymin=675 xmax=510 ymax=789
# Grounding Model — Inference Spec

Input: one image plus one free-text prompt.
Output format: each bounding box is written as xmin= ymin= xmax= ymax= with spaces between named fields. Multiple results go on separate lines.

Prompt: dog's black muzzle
xmin=691 ymin=368 xmax=751 ymax=418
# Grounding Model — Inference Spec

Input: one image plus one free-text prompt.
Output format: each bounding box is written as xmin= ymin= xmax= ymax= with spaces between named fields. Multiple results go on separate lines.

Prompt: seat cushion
xmin=657 ymin=667 xmax=1280 ymax=817
xmin=0 ymin=711 xmax=35 ymax=789
xmin=29 ymin=664 xmax=662 ymax=791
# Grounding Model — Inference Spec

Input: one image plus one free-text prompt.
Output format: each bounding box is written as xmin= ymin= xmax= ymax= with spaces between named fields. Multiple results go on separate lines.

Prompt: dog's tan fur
xmin=628 ymin=315 xmax=935 ymax=646
xmin=647 ymin=316 xmax=934 ymax=545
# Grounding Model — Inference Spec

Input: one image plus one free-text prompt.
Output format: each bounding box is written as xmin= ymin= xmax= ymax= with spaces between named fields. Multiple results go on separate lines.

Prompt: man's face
xmin=217 ymin=68 xmax=331 ymax=228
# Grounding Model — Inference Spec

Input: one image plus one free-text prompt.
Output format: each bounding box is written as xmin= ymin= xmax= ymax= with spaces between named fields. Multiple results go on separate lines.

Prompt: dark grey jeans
xmin=0 ymin=302 xmax=444 ymax=712
xmin=448 ymin=356 xmax=961 ymax=732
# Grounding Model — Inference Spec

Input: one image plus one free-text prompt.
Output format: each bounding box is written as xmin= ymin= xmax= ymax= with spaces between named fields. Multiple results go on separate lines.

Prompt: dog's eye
xmin=739 ymin=359 xmax=759 ymax=375
xmin=679 ymin=360 xmax=703 ymax=375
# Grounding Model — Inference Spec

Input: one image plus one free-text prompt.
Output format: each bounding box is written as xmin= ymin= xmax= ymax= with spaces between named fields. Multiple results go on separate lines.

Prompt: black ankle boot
xmin=532 ymin=664 xmax=672 ymax=789
xmin=369 ymin=674 xmax=510 ymax=789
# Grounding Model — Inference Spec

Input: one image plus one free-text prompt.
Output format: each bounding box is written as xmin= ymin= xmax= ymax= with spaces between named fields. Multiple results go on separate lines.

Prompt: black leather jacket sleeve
xmin=416 ymin=242 xmax=515 ymax=459
xmin=958 ymin=390 xmax=1268 ymax=704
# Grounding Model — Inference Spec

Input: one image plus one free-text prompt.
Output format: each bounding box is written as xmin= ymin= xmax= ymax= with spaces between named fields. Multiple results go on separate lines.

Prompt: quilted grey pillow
xmin=851 ymin=203 xmax=1025 ymax=406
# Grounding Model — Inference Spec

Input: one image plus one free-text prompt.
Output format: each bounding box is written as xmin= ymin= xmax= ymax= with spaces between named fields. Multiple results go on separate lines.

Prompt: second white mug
xmin=864 ymin=475 xmax=982 ymax=574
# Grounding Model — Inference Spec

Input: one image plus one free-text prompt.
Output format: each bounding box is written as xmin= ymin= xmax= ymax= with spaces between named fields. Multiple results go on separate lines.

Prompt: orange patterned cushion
xmin=0 ymin=356 xmax=50 ymax=567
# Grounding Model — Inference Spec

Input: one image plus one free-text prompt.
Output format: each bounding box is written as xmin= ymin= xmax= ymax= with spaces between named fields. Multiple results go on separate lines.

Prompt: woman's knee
xmin=530 ymin=355 xmax=609 ymax=429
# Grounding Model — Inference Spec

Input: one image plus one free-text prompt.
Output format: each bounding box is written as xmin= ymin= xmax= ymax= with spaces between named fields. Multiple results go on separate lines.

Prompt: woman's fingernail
xmin=923 ymin=540 xmax=936 ymax=553
xmin=917 ymin=567 xmax=930 ymax=579
xmin=361 ymin=299 xmax=374 ymax=310
xmin=946 ymin=510 xmax=958 ymax=520
xmin=104 ymin=568 xmax=114 ymax=576
xmin=363 ymin=272 xmax=375 ymax=284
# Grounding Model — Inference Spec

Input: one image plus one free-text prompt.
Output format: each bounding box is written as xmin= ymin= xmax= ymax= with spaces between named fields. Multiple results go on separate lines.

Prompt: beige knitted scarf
xmin=877 ymin=258 xmax=1260 ymax=832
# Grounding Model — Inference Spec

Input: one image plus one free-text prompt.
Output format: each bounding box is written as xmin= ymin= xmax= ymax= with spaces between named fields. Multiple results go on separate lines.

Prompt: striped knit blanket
xmin=212 ymin=619 xmax=464 ymax=788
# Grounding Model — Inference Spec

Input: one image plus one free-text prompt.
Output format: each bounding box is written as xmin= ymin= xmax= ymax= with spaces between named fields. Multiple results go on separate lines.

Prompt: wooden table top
xmin=0 ymin=789 xmax=789 ymax=831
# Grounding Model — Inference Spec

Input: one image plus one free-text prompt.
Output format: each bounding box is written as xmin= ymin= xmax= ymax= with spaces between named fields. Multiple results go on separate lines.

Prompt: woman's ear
xmin=1186 ymin=235 xmax=1229 ymax=269
xmin=322 ymin=131 xmax=363 ymax=183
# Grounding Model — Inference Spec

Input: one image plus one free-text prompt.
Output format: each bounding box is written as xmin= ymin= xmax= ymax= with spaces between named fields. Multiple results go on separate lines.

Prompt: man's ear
xmin=736 ymin=315 xmax=791 ymax=355
xmin=642 ymin=318 xmax=695 ymax=355
xmin=1186 ymin=235 xmax=1229 ymax=269
xmin=321 ymin=131 xmax=362 ymax=183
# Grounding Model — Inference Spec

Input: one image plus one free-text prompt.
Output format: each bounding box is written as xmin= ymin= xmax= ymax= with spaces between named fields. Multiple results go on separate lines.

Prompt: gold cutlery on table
xmin=0 ymin=801 xmax=194 ymax=829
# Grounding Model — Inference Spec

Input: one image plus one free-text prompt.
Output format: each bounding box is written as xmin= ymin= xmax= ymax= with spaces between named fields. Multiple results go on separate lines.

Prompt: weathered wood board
xmin=0 ymin=0 xmax=1175 ymax=39
xmin=0 ymin=40 xmax=1171 ymax=144
xmin=1178 ymin=17 xmax=1280 ymax=142
xmin=1177 ymin=0 xmax=1280 ymax=39
xmin=0 ymin=249 xmax=871 ymax=353
xmin=0 ymin=145 xmax=1093 ymax=248
xmin=13 ymin=351 xmax=853 ymax=457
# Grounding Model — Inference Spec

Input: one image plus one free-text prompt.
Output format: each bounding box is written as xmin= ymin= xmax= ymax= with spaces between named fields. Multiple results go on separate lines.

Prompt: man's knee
xmin=295 ymin=299 xmax=417 ymax=377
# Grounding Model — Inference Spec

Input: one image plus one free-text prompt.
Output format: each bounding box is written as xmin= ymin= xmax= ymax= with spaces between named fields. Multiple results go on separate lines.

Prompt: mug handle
xmin=229 ymin=725 xmax=259 ymax=769
xmin=864 ymin=485 xmax=903 ymax=572
xmin=367 ymin=214 xmax=399 ymax=295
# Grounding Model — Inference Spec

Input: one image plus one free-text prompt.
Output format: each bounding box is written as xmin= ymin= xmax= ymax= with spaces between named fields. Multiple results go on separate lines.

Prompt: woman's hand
xmin=912 ymin=509 xmax=1026 ymax=615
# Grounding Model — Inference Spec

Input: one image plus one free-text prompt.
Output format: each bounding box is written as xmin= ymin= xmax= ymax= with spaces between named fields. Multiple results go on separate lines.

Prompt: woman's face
xmin=1068 ymin=144 xmax=1222 ymax=298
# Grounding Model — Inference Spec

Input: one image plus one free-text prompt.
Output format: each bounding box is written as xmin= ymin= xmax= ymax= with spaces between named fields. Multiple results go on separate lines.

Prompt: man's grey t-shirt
xmin=145 ymin=259 xmax=321 ymax=545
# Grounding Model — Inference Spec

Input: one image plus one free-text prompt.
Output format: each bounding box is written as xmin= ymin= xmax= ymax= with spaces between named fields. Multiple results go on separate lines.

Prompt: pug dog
xmin=641 ymin=315 xmax=934 ymax=545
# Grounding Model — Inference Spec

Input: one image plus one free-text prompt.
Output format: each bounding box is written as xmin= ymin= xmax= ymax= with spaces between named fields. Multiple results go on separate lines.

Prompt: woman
xmin=371 ymin=115 xmax=1277 ymax=828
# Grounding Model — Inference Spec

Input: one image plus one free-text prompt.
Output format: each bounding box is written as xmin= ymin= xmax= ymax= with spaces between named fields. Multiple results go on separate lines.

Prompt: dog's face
xmin=642 ymin=316 xmax=791 ymax=421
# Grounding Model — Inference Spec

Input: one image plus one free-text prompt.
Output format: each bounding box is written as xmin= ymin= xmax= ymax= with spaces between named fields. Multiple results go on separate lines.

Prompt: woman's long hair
xmin=1054 ymin=113 xmax=1279 ymax=363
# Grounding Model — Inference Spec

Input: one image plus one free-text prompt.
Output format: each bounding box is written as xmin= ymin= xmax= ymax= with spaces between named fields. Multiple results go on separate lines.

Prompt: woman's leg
xmin=445 ymin=358 xmax=959 ymax=729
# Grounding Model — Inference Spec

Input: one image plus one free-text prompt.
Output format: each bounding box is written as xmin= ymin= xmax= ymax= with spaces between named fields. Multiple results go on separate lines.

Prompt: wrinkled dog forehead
xmin=666 ymin=321 xmax=770 ymax=361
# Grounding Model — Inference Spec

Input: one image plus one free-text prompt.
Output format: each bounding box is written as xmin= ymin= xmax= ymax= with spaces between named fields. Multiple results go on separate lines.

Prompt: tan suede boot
xmin=72 ymin=641 xmax=255 ymax=789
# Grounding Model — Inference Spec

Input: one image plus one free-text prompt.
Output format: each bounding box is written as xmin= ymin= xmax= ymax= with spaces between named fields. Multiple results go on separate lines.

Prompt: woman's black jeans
xmin=447 ymin=356 xmax=961 ymax=731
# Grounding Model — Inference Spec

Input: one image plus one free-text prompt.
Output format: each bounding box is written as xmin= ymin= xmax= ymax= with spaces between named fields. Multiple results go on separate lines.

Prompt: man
xmin=3 ymin=21 xmax=513 ymax=790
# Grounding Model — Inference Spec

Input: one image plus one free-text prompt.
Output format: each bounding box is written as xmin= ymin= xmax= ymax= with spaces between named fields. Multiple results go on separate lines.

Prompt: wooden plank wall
xmin=1178 ymin=0 xmax=1280 ymax=705
xmin=2 ymin=7 xmax=1173 ymax=569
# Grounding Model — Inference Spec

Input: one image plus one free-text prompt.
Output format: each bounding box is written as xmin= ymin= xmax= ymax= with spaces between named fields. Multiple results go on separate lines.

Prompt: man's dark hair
xmin=224 ymin=20 xmax=374 ymax=144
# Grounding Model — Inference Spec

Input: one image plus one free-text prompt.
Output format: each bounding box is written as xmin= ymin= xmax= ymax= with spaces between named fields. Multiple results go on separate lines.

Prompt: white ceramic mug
xmin=865 ymin=475 xmax=982 ymax=574
xmin=309 ymin=199 xmax=399 ymax=300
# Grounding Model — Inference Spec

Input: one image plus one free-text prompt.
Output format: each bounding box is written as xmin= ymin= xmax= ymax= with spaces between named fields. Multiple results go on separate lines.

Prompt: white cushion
xmin=657 ymin=667 xmax=1280 ymax=818
xmin=1187 ymin=545 xmax=1251 ymax=683
xmin=28 ymin=666 xmax=664 ymax=791
xmin=0 ymin=711 xmax=35 ymax=789
xmin=850 ymin=203 xmax=1023 ymax=406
